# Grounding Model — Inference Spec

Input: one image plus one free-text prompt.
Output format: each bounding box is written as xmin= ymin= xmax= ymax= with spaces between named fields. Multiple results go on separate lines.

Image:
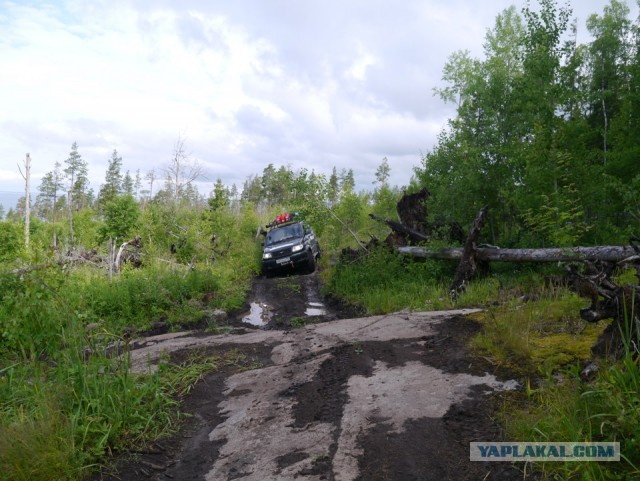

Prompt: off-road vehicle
xmin=261 ymin=213 xmax=320 ymax=276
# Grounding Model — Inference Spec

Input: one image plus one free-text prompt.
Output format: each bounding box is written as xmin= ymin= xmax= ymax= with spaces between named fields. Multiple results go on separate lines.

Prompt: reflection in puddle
xmin=305 ymin=302 xmax=327 ymax=316
xmin=242 ymin=302 xmax=273 ymax=327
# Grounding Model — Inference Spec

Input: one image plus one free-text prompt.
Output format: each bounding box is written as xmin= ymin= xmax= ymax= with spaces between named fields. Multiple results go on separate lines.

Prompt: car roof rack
xmin=266 ymin=212 xmax=301 ymax=229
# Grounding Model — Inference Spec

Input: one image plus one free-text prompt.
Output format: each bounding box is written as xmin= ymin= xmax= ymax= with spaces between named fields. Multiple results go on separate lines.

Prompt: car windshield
xmin=265 ymin=223 xmax=303 ymax=246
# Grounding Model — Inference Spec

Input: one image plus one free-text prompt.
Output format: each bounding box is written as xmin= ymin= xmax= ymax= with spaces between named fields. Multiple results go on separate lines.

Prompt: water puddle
xmin=305 ymin=301 xmax=327 ymax=316
xmin=242 ymin=302 xmax=273 ymax=327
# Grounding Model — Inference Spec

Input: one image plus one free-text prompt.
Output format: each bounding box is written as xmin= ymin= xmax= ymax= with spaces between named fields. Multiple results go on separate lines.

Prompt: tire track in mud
xmin=238 ymin=271 xmax=359 ymax=329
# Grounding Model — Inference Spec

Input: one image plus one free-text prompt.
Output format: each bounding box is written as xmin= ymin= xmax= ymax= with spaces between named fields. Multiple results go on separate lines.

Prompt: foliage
xmin=0 ymin=271 xmax=69 ymax=357
xmin=0 ymin=255 xmax=262 ymax=480
xmin=0 ymin=221 xmax=24 ymax=262
xmin=414 ymin=0 xmax=640 ymax=246
xmin=98 ymin=195 xmax=140 ymax=243
xmin=97 ymin=149 xmax=123 ymax=209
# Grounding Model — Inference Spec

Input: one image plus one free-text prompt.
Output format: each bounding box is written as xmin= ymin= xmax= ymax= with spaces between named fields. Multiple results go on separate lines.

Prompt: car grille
xmin=272 ymin=247 xmax=292 ymax=258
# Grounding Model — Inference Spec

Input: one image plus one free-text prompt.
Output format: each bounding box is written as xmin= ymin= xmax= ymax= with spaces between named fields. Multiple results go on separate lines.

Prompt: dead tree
xmin=398 ymin=245 xmax=639 ymax=263
xmin=370 ymin=189 xmax=465 ymax=246
xmin=114 ymin=236 xmax=143 ymax=273
xmin=449 ymin=206 xmax=488 ymax=300
xmin=396 ymin=188 xmax=430 ymax=234
xmin=368 ymin=214 xmax=429 ymax=244
xmin=18 ymin=153 xmax=31 ymax=249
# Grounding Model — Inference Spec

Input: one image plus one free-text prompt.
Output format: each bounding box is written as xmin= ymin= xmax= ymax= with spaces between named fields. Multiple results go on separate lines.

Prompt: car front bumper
xmin=262 ymin=250 xmax=308 ymax=273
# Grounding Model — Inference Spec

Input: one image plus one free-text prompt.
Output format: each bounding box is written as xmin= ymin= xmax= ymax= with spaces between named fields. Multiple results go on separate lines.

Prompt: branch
xmin=368 ymin=213 xmax=429 ymax=243
xmin=327 ymin=207 xmax=368 ymax=252
xmin=114 ymin=236 xmax=142 ymax=273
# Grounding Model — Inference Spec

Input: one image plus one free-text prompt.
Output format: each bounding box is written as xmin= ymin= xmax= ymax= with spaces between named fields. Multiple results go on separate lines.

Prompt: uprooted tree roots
xmin=566 ymin=239 xmax=640 ymax=359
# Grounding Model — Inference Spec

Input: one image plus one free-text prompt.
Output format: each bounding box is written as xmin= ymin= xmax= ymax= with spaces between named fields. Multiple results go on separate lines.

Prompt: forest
xmin=0 ymin=1 xmax=639 ymax=480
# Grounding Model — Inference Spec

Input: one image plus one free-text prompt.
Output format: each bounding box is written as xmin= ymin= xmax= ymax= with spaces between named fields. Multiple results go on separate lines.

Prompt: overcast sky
xmin=0 ymin=0 xmax=636 ymax=202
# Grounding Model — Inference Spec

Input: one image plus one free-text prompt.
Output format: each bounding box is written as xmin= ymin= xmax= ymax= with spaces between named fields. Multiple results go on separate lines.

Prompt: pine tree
xmin=209 ymin=178 xmax=230 ymax=211
xmin=98 ymin=150 xmax=123 ymax=208
xmin=64 ymin=142 xmax=88 ymax=244
xmin=328 ymin=166 xmax=339 ymax=206
xmin=123 ymin=171 xmax=134 ymax=196
xmin=134 ymin=169 xmax=142 ymax=198
xmin=339 ymin=168 xmax=355 ymax=193
xmin=36 ymin=161 xmax=65 ymax=248
xmin=374 ymin=157 xmax=391 ymax=187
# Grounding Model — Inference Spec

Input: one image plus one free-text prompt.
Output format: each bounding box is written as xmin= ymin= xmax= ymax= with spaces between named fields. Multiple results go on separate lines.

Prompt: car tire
xmin=306 ymin=249 xmax=316 ymax=273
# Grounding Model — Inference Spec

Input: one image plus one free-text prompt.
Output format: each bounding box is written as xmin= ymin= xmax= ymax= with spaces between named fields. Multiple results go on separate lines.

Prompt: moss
xmin=529 ymin=325 xmax=606 ymax=370
xmin=469 ymin=288 xmax=608 ymax=374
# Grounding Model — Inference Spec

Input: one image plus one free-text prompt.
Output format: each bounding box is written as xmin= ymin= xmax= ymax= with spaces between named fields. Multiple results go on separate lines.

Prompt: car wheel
xmin=306 ymin=249 xmax=316 ymax=273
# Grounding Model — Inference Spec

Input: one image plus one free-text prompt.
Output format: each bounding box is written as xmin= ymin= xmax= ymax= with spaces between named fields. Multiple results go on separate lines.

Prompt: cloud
xmin=0 ymin=0 xmax=635 ymax=198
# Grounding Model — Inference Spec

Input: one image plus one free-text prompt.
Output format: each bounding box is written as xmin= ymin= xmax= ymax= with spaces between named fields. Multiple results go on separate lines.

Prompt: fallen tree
xmin=398 ymin=245 xmax=639 ymax=263
xmin=367 ymin=191 xmax=640 ymax=358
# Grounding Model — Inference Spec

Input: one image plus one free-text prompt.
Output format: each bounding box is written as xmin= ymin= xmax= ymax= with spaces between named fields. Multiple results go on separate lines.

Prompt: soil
xmin=88 ymin=270 xmax=534 ymax=481
xmin=227 ymin=270 xmax=363 ymax=330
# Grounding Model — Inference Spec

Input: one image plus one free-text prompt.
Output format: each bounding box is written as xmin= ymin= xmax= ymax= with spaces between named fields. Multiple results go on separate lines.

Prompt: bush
xmin=0 ymin=221 xmax=24 ymax=262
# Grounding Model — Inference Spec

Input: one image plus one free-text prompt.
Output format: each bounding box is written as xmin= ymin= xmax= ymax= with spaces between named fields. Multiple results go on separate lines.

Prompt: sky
xmin=0 ymin=0 xmax=637 ymax=208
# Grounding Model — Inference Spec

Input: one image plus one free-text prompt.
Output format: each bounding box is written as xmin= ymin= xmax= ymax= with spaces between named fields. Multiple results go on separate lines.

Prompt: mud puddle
xmin=237 ymin=271 xmax=350 ymax=329
xmin=242 ymin=302 xmax=273 ymax=327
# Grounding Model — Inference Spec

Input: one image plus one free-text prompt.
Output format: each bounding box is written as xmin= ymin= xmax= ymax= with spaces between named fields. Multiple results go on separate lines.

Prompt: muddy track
xmin=90 ymin=272 xmax=533 ymax=481
xmin=236 ymin=271 xmax=360 ymax=329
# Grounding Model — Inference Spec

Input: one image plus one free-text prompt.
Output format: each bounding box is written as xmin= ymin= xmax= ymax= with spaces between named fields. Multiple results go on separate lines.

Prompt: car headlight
xmin=291 ymin=244 xmax=304 ymax=253
xmin=263 ymin=252 xmax=272 ymax=259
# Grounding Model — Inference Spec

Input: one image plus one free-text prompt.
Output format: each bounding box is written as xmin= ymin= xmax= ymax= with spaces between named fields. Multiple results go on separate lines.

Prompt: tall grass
xmin=0 ymin=313 xmax=257 ymax=481
xmin=324 ymin=247 xmax=456 ymax=314
xmin=0 ymin=219 xmax=262 ymax=480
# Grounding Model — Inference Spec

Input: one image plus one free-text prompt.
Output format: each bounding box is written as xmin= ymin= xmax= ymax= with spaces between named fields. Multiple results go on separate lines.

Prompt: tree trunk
xmin=52 ymin=189 xmax=57 ymax=250
xmin=449 ymin=206 xmax=488 ymax=300
xmin=114 ymin=236 xmax=142 ymax=273
xmin=368 ymin=214 xmax=429 ymax=244
xmin=24 ymin=154 xmax=30 ymax=249
xmin=398 ymin=245 xmax=639 ymax=263
xmin=68 ymin=187 xmax=74 ymax=246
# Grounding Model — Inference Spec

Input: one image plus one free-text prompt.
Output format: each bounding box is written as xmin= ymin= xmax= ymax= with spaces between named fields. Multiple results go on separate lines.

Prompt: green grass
xmin=0 ymin=218 xmax=261 ymax=480
xmin=324 ymin=246 xmax=456 ymax=314
xmin=501 ymin=296 xmax=640 ymax=481
xmin=505 ymin=353 xmax=640 ymax=480
xmin=0 ymin=341 xmax=261 ymax=481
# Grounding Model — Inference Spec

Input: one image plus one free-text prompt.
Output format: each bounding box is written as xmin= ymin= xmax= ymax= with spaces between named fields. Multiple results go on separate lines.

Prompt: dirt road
xmin=94 ymin=273 xmax=528 ymax=481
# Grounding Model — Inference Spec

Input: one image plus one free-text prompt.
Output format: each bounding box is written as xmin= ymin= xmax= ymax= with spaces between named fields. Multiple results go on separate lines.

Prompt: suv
xmin=261 ymin=214 xmax=320 ymax=276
